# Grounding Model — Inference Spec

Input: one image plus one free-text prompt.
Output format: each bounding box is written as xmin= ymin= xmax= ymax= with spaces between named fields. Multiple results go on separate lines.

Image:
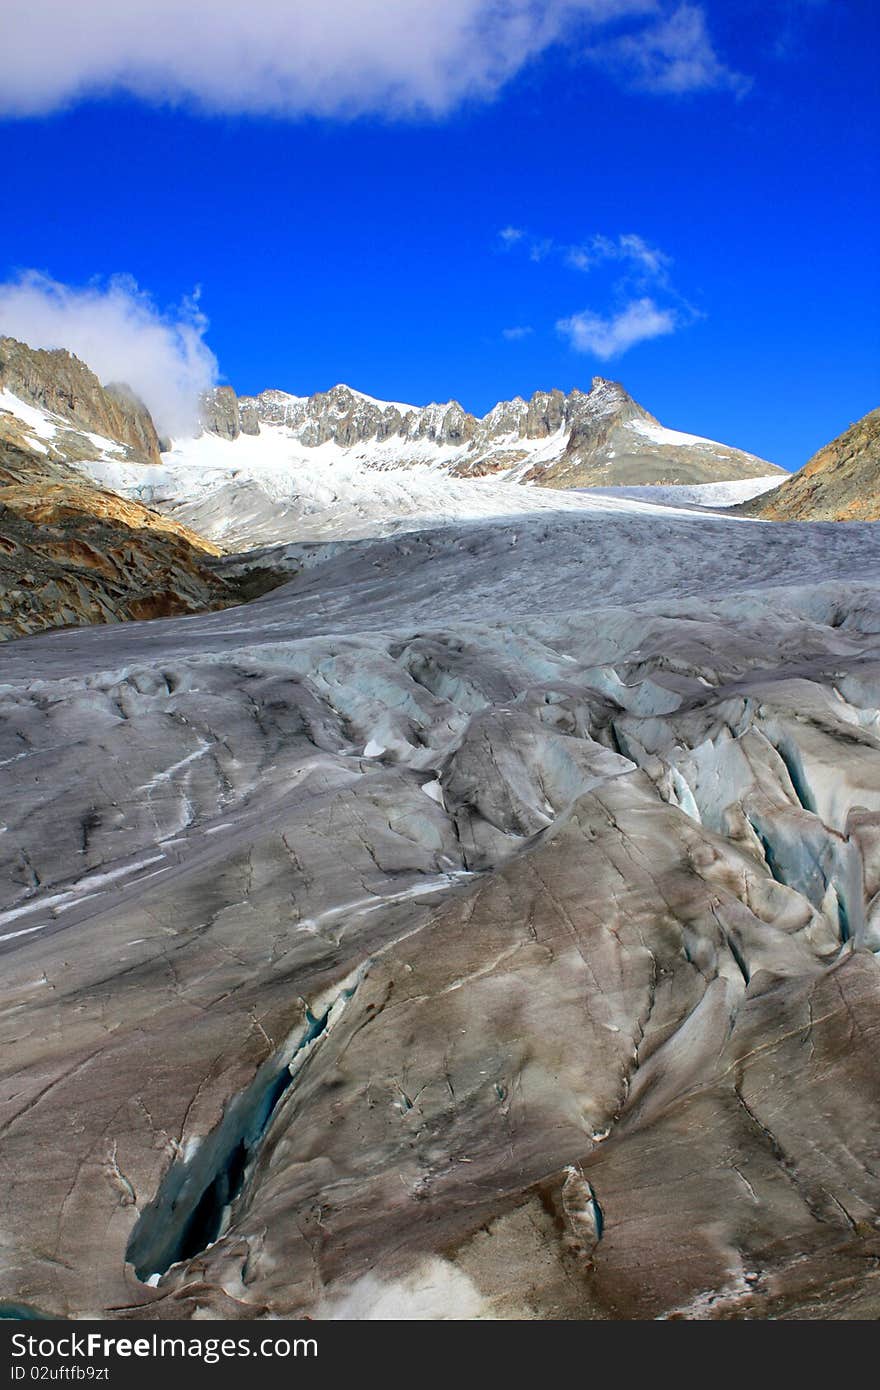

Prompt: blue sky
xmin=0 ymin=1 xmax=877 ymax=468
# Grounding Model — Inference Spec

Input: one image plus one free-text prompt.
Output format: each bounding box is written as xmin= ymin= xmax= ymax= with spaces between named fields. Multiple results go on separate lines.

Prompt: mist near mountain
xmin=0 ymin=273 xmax=217 ymax=437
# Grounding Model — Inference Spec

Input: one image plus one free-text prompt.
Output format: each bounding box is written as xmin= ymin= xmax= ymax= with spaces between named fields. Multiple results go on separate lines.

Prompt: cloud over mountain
xmin=0 ymin=272 xmax=217 ymax=436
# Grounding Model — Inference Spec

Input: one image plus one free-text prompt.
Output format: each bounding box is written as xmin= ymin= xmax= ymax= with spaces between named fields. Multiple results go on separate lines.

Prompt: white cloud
xmin=501 ymin=227 xmax=671 ymax=279
xmin=564 ymin=232 xmax=671 ymax=278
xmin=528 ymin=238 xmax=556 ymax=263
xmin=617 ymin=233 xmax=671 ymax=275
xmin=566 ymin=247 xmax=592 ymax=271
xmin=0 ymin=272 xmax=218 ymax=436
xmin=557 ymin=297 xmax=677 ymax=357
xmin=593 ymin=3 xmax=751 ymax=95
xmin=503 ymin=227 xmax=690 ymax=356
xmin=0 ymin=1 xmax=658 ymax=119
xmin=502 ymin=325 xmax=534 ymax=340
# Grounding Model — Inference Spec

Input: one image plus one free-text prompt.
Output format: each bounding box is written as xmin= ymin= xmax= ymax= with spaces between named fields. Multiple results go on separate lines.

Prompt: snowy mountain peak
xmin=328 ymin=384 xmax=420 ymax=413
xmin=0 ymin=334 xmax=784 ymax=566
xmin=197 ymin=375 xmax=647 ymax=455
xmin=185 ymin=373 xmax=783 ymax=494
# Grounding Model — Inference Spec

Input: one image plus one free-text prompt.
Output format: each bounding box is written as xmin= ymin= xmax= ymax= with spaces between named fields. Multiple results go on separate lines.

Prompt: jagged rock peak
xmin=200 ymin=385 xmax=259 ymax=441
xmin=0 ymin=335 xmax=163 ymax=466
xmin=198 ymin=376 xmax=642 ymax=449
xmin=191 ymin=371 xmax=778 ymax=489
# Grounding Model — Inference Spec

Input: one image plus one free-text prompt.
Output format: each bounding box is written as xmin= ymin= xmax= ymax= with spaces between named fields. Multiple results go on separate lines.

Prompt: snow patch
xmin=584 ymin=477 xmax=784 ymax=510
xmin=0 ymin=923 xmax=48 ymax=944
xmin=316 ymin=1256 xmax=485 ymax=1320
xmin=0 ymin=389 xmax=58 ymax=440
xmin=421 ymin=779 xmax=445 ymax=806
xmin=628 ymin=417 xmax=733 ymax=450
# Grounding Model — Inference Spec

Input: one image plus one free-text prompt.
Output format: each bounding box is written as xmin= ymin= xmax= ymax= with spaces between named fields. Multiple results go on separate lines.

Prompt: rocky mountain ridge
xmin=0 ymin=335 xmax=781 ymax=490
xmin=200 ymin=377 xmax=782 ymax=488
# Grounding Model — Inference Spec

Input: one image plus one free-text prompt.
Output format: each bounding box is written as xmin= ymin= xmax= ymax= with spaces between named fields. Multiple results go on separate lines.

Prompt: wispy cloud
xmin=557 ymin=298 xmax=678 ymax=358
xmin=772 ymin=0 xmax=829 ymax=60
xmin=565 ymin=232 xmax=672 ymax=279
xmin=499 ymin=227 xmax=671 ymax=283
xmin=0 ymin=271 xmax=218 ymax=435
xmin=502 ymin=325 xmax=534 ymax=340
xmin=499 ymin=224 xmax=692 ymax=357
xmin=591 ymin=3 xmax=751 ymax=96
xmin=1 ymin=2 xmax=746 ymax=120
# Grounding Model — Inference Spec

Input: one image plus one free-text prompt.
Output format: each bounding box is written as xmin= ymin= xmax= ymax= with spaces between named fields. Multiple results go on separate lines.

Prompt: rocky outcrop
xmin=0 ymin=336 xmax=163 ymax=465
xmin=0 ymin=357 xmax=255 ymax=639
xmin=238 ymin=398 xmax=260 ymax=437
xmin=738 ymin=406 xmax=880 ymax=521
xmin=199 ymin=385 xmax=260 ymax=441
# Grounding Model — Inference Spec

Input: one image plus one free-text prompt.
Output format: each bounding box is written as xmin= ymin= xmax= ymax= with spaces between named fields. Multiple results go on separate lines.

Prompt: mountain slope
xmin=0 ymin=335 xmax=163 ymax=466
xmin=739 ymin=406 xmax=880 ymax=521
xmin=0 ymin=339 xmax=297 ymax=638
xmin=68 ymin=379 xmax=782 ymax=550
xmin=0 ymin=436 xmax=239 ymax=640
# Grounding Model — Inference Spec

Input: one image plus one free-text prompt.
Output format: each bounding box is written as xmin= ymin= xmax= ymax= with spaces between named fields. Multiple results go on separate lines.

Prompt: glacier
xmin=1 ymin=361 xmax=880 ymax=1321
xmin=2 ymin=484 xmax=880 ymax=1321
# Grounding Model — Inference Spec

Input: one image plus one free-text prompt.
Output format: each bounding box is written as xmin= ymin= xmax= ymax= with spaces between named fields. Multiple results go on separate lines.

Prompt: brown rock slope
xmin=740 ymin=407 xmax=880 ymax=521
xmin=0 ymin=343 xmax=293 ymax=640
xmin=0 ymin=439 xmax=239 ymax=641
